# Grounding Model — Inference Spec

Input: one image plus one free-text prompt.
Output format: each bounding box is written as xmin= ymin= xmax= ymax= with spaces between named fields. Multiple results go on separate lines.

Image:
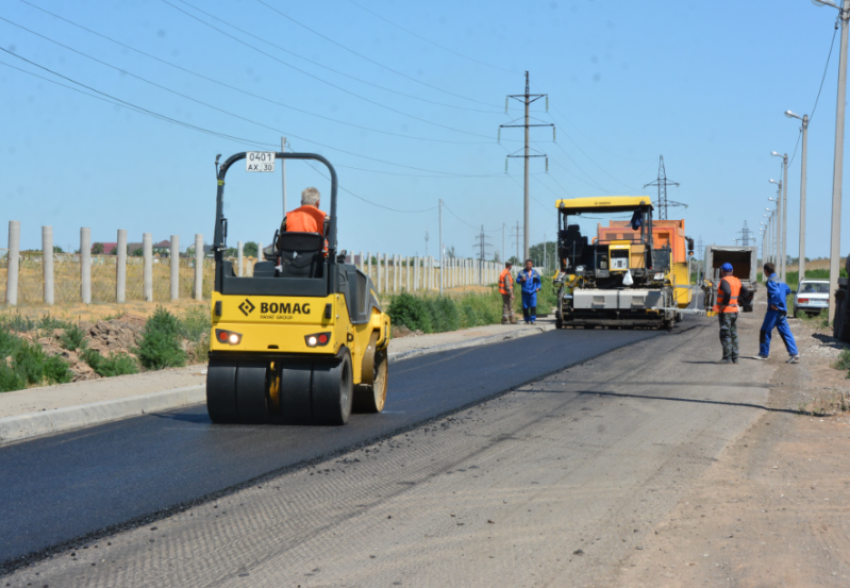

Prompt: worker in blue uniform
xmin=516 ymin=259 xmax=542 ymax=324
xmin=755 ymin=262 xmax=800 ymax=363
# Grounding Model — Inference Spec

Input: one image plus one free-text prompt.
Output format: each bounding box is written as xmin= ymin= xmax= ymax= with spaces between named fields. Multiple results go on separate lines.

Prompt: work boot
xmin=719 ymin=358 xmax=733 ymax=364
xmin=787 ymin=355 xmax=801 ymax=364
xmin=732 ymin=358 xmax=739 ymax=364
xmin=753 ymin=354 xmax=768 ymax=361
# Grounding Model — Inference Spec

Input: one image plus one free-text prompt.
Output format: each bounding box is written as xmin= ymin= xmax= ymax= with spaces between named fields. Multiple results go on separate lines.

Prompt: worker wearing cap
xmin=755 ymin=262 xmax=800 ymax=363
xmin=499 ymin=262 xmax=516 ymax=324
xmin=516 ymin=259 xmax=541 ymax=324
xmin=713 ymin=262 xmax=750 ymax=364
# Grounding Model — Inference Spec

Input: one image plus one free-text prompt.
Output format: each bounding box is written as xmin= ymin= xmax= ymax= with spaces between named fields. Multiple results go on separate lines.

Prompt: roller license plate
xmin=246 ymin=152 xmax=276 ymax=172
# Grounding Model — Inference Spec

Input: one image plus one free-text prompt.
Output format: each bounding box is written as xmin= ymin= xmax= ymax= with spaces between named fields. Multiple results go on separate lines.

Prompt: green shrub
xmin=59 ymin=324 xmax=88 ymax=351
xmin=135 ymin=307 xmax=187 ymax=370
xmin=0 ymin=327 xmax=23 ymax=358
xmin=13 ymin=343 xmax=46 ymax=385
xmin=181 ymin=306 xmax=211 ymax=341
xmin=37 ymin=315 xmax=69 ymax=332
xmin=834 ymin=349 xmax=850 ymax=372
xmin=425 ymin=297 xmax=460 ymax=332
xmin=43 ymin=354 xmax=73 ymax=384
xmin=82 ymin=349 xmax=139 ymax=377
xmin=388 ymin=292 xmax=434 ymax=333
xmin=0 ymin=362 xmax=26 ymax=392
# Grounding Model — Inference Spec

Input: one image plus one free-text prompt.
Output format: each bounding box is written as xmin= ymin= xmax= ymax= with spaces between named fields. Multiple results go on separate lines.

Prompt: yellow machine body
xmin=210 ymin=291 xmax=389 ymax=385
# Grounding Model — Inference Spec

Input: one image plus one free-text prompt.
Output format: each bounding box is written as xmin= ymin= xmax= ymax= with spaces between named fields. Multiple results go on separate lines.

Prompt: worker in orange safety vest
xmin=713 ymin=262 xmax=750 ymax=364
xmin=271 ymin=187 xmax=329 ymax=254
xmin=499 ymin=261 xmax=516 ymax=324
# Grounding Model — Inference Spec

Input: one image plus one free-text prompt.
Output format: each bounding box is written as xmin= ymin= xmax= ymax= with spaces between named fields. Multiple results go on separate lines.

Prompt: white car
xmin=794 ymin=279 xmax=829 ymax=317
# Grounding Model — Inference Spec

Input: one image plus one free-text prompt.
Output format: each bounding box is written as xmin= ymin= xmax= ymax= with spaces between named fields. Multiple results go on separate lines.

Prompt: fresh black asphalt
xmin=0 ymin=327 xmax=663 ymax=567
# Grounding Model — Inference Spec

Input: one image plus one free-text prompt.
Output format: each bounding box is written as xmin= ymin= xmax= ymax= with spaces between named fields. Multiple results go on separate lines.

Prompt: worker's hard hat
xmin=720 ymin=262 xmax=734 ymax=272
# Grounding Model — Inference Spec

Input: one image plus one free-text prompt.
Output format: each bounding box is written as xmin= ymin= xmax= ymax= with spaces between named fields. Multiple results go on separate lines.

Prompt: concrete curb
xmin=0 ymin=325 xmax=556 ymax=445
xmin=0 ymin=385 xmax=204 ymax=446
xmin=388 ymin=324 xmax=556 ymax=363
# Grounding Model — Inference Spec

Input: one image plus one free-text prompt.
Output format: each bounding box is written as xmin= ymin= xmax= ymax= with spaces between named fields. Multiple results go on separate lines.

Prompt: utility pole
xmin=785 ymin=110 xmax=810 ymax=281
xmin=643 ymin=156 xmax=682 ymax=220
xmin=281 ymin=137 xmax=287 ymax=215
xmin=782 ymin=153 xmax=788 ymax=282
xmin=500 ymin=72 xmax=554 ymax=261
xmin=813 ymin=0 xmax=850 ymax=321
xmin=502 ymin=223 xmax=506 ymax=265
xmin=516 ymin=221 xmax=520 ymax=264
xmin=439 ymin=199 xmax=443 ymax=295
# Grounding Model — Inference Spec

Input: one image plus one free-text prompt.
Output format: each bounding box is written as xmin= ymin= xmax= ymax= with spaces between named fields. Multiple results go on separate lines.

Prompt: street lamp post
xmin=768 ymin=181 xmax=782 ymax=274
xmin=770 ymin=153 xmax=788 ymax=282
xmin=786 ymin=111 xmax=809 ymax=282
xmin=812 ymin=0 xmax=850 ymax=322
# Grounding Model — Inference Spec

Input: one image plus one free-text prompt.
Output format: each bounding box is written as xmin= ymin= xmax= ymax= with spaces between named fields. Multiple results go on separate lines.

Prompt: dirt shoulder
xmin=611 ymin=312 xmax=850 ymax=587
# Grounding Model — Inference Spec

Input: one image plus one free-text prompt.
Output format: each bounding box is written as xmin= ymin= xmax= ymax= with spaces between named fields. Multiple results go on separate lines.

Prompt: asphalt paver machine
xmin=206 ymin=151 xmax=390 ymax=426
xmin=553 ymin=196 xmax=680 ymax=330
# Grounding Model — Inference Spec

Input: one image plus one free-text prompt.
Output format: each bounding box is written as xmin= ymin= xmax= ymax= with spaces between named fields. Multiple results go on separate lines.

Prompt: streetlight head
xmin=785 ymin=110 xmax=801 ymax=119
xmin=770 ymin=151 xmax=782 ymax=157
xmin=769 ymin=178 xmax=780 ymax=185
xmin=812 ymin=0 xmax=839 ymax=8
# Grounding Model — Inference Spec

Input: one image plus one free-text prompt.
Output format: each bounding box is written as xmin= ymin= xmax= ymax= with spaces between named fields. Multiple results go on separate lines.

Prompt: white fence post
xmin=170 ymin=235 xmax=180 ymax=300
xmin=117 ymin=229 xmax=127 ymax=303
xmin=81 ymin=227 xmax=92 ymax=304
xmin=194 ymin=234 xmax=204 ymax=301
xmin=406 ymin=257 xmax=410 ymax=291
xmin=383 ymin=253 xmax=389 ymax=293
xmin=5 ymin=220 xmax=20 ymax=306
xmin=143 ymin=233 xmax=153 ymax=302
xmin=359 ymin=250 xmax=364 ymax=274
xmin=237 ymin=241 xmax=244 ymax=277
xmin=42 ymin=226 xmax=54 ymax=306
xmin=376 ymin=252 xmax=382 ymax=293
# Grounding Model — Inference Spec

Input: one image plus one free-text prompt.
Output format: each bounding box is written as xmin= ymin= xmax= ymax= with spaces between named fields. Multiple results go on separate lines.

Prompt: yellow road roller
xmin=206 ymin=151 xmax=390 ymax=425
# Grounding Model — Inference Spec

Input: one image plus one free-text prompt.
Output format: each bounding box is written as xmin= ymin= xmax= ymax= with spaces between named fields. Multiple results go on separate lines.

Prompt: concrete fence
xmin=2 ymin=221 xmax=504 ymax=307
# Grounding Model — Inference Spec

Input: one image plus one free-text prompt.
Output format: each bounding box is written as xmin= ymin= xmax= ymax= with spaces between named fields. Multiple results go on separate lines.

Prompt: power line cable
xmin=0 ymin=56 xmax=279 ymax=149
xmin=301 ymin=160 xmax=438 ymax=213
xmin=14 ymin=0 xmax=502 ymax=145
xmin=0 ymin=20 xmax=482 ymax=176
xmin=811 ymin=18 xmax=839 ymax=121
xmin=344 ymin=0 xmax=520 ymax=75
xmin=252 ymin=0 xmax=501 ymax=108
xmin=163 ymin=0 xmax=503 ymax=119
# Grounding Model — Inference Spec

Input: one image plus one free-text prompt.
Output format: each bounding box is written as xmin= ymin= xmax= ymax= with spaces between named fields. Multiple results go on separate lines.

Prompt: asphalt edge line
xmin=0 ymin=385 xmax=205 ymax=446
xmin=388 ymin=324 xmax=555 ymax=363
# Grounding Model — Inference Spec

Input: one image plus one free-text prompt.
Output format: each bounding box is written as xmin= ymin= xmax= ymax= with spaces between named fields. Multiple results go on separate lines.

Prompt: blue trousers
xmin=760 ymin=310 xmax=798 ymax=357
xmin=521 ymin=292 xmax=537 ymax=323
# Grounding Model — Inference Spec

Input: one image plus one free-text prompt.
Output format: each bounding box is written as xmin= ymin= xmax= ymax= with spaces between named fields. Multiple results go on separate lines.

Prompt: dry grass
xmin=799 ymin=390 xmax=850 ymax=416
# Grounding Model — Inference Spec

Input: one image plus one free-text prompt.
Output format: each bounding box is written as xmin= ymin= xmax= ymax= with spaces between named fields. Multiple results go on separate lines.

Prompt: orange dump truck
xmin=597 ymin=219 xmax=694 ymax=310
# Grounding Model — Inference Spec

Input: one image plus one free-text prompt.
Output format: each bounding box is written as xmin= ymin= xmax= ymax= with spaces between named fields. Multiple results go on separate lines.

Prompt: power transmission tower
xmin=424 ymin=230 xmax=429 ymax=258
xmin=472 ymin=225 xmax=494 ymax=282
xmin=735 ymin=221 xmax=753 ymax=246
xmin=643 ymin=155 xmax=684 ymax=221
xmin=499 ymin=71 xmax=554 ymax=261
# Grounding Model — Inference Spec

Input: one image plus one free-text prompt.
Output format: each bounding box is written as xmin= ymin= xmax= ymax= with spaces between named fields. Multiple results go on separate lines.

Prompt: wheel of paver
xmin=555 ymin=315 xmax=563 ymax=329
xmin=235 ymin=362 xmax=270 ymax=424
xmin=354 ymin=345 xmax=388 ymax=414
xmin=206 ymin=358 xmax=238 ymax=423
xmin=583 ymin=324 xmax=594 ymax=330
xmin=674 ymin=312 xmax=683 ymax=323
xmin=311 ymin=348 xmax=354 ymax=425
xmin=663 ymin=319 xmax=674 ymax=332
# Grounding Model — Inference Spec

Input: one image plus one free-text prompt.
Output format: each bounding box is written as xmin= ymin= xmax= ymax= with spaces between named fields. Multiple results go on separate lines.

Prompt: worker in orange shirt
xmin=498 ymin=261 xmax=516 ymax=324
xmin=264 ymin=187 xmax=329 ymax=259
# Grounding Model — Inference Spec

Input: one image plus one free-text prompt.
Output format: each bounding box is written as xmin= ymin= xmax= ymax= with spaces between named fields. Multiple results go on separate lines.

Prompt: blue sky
xmin=1 ymin=0 xmax=846 ymax=261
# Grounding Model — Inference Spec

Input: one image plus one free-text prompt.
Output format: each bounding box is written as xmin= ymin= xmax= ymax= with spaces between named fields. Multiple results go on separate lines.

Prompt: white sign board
xmin=246 ymin=152 xmax=276 ymax=172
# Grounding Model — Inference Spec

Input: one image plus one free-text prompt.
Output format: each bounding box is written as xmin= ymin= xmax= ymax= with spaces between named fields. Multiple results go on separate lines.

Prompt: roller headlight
xmin=305 ymin=332 xmax=331 ymax=348
xmin=653 ymin=272 xmax=665 ymax=281
xmin=215 ymin=329 xmax=242 ymax=346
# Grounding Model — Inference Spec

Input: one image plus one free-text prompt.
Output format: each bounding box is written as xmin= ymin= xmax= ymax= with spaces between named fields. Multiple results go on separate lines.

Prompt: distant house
xmin=98 ymin=242 xmax=118 ymax=255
